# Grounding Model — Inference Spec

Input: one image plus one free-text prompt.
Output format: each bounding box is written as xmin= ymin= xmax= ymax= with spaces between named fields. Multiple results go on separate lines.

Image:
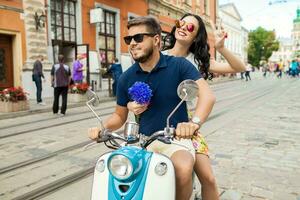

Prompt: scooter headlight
xmin=108 ymin=155 xmax=133 ymax=180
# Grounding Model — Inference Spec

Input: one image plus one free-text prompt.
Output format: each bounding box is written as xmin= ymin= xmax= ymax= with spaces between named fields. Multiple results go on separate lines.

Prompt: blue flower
xmin=128 ymin=82 xmax=152 ymax=105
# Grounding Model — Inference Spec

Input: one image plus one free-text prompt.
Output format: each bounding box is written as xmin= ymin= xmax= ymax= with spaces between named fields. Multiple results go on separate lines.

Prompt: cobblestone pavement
xmin=1 ymin=74 xmax=298 ymax=200
xmin=207 ymin=78 xmax=300 ymax=200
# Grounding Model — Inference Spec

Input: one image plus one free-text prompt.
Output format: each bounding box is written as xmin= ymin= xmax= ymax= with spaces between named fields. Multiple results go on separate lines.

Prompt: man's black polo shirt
xmin=117 ymin=53 xmax=202 ymax=136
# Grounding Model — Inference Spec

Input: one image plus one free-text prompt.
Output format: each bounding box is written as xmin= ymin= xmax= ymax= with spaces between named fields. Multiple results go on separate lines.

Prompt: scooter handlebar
xmin=142 ymin=130 xmax=171 ymax=148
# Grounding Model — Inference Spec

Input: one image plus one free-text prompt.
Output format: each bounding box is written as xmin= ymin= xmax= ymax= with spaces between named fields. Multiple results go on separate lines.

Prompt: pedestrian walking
xmin=240 ymin=71 xmax=245 ymax=80
xmin=107 ymin=58 xmax=123 ymax=96
xmin=263 ymin=63 xmax=268 ymax=77
xmin=277 ymin=61 xmax=283 ymax=78
xmin=51 ymin=54 xmax=71 ymax=116
xmin=32 ymin=55 xmax=46 ymax=105
xmin=245 ymin=63 xmax=252 ymax=81
xmin=72 ymin=55 xmax=84 ymax=84
xmin=290 ymin=59 xmax=299 ymax=77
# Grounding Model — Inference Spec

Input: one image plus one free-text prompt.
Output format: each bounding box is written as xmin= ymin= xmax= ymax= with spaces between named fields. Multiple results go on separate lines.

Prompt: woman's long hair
xmin=162 ymin=13 xmax=212 ymax=80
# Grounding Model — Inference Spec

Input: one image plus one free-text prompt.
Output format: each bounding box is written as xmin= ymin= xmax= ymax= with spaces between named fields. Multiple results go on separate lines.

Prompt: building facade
xmin=0 ymin=1 xmax=27 ymax=91
xmin=217 ymin=3 xmax=248 ymax=64
xmin=270 ymin=7 xmax=300 ymax=64
xmin=269 ymin=37 xmax=293 ymax=66
xmin=291 ymin=7 xmax=300 ymax=58
xmin=0 ymin=0 xmax=217 ymax=99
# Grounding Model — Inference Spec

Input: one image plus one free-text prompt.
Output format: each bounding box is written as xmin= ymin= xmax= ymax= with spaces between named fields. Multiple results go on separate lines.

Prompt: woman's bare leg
xmin=194 ymin=154 xmax=219 ymax=200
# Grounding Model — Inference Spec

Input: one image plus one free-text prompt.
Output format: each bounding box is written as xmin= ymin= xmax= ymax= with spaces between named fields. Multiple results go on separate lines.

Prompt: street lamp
xmin=34 ymin=11 xmax=46 ymax=31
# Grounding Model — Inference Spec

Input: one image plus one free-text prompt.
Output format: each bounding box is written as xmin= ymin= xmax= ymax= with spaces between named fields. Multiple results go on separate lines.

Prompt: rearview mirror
xmin=86 ymin=89 xmax=100 ymax=107
xmin=166 ymin=80 xmax=199 ymax=130
xmin=177 ymin=79 xmax=198 ymax=101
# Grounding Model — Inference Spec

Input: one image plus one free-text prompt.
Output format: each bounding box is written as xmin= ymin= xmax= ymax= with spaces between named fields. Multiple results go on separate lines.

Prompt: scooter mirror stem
xmin=166 ymin=89 xmax=188 ymax=128
xmin=86 ymin=98 xmax=105 ymax=131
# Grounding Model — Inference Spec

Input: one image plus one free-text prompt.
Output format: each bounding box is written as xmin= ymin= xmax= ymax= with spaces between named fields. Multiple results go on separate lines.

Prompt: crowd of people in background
xmin=261 ymin=57 xmax=300 ymax=78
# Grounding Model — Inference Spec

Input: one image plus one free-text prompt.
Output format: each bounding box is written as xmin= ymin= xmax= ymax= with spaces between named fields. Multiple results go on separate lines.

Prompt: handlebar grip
xmin=158 ymin=137 xmax=171 ymax=144
xmin=88 ymin=127 xmax=101 ymax=141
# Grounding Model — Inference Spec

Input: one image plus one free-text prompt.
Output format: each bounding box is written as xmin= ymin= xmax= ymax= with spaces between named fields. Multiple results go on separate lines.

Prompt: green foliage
xmin=247 ymin=27 xmax=279 ymax=67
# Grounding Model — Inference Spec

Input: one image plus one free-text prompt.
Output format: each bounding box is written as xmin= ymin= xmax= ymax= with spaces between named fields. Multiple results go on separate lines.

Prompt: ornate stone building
xmin=270 ymin=7 xmax=300 ymax=64
xmin=217 ymin=3 xmax=248 ymax=64
xmin=291 ymin=7 xmax=300 ymax=57
xmin=0 ymin=0 xmax=217 ymax=99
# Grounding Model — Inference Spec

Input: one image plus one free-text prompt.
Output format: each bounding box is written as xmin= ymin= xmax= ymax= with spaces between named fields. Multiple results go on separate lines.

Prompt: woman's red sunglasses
xmin=175 ymin=20 xmax=195 ymax=33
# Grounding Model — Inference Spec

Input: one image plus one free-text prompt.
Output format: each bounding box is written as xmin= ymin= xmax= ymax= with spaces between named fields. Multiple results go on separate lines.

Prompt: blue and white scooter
xmin=86 ymin=80 xmax=200 ymax=200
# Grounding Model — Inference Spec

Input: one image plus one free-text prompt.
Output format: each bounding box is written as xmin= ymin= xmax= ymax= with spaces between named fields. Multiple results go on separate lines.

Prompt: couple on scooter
xmin=89 ymin=14 xmax=245 ymax=200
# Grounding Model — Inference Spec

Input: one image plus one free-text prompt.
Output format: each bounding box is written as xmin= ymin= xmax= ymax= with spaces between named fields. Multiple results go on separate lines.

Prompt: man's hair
xmin=114 ymin=58 xmax=119 ymax=62
xmin=127 ymin=16 xmax=162 ymax=35
xmin=58 ymin=54 xmax=64 ymax=63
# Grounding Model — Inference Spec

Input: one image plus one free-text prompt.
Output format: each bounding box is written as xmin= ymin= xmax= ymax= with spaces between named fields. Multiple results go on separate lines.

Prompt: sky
xmin=219 ymin=0 xmax=300 ymax=38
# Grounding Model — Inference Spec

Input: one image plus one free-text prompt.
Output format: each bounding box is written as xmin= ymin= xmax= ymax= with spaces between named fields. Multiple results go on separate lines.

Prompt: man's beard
xmin=131 ymin=47 xmax=154 ymax=63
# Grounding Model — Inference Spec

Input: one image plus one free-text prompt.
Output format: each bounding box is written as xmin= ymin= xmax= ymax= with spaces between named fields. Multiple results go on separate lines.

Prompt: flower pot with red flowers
xmin=68 ymin=82 xmax=90 ymax=103
xmin=0 ymin=87 xmax=29 ymax=112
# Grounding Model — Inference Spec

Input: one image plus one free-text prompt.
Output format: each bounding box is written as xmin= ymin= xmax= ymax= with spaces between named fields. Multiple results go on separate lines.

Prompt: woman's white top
xmin=162 ymin=50 xmax=197 ymax=69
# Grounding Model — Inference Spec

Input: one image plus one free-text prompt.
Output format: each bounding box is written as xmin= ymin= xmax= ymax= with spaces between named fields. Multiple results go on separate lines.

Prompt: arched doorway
xmin=0 ymin=34 xmax=13 ymax=89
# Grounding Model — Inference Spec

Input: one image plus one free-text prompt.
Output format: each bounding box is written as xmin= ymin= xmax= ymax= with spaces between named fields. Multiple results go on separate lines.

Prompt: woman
xmin=128 ymin=13 xmax=245 ymax=200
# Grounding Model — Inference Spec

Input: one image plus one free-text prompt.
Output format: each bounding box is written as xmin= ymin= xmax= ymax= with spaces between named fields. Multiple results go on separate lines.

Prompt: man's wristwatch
xmin=191 ymin=116 xmax=202 ymax=130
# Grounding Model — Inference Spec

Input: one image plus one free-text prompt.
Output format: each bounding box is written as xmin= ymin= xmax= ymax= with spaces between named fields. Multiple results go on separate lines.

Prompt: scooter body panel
xmin=142 ymin=153 xmax=175 ymax=200
xmin=91 ymin=153 xmax=110 ymax=200
xmin=91 ymin=147 xmax=175 ymax=200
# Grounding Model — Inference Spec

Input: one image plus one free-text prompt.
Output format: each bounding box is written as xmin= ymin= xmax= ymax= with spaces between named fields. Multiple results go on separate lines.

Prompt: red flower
xmin=0 ymin=87 xmax=28 ymax=102
xmin=69 ymin=82 xmax=90 ymax=94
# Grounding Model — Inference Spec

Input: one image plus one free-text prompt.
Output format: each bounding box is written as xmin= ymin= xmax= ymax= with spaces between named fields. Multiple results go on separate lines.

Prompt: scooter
xmin=86 ymin=80 xmax=200 ymax=200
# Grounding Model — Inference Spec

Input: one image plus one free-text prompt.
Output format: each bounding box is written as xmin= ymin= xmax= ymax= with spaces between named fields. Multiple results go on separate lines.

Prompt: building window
xmin=98 ymin=10 xmax=116 ymax=68
xmin=204 ymin=0 xmax=210 ymax=16
xmin=50 ymin=0 xmax=77 ymax=44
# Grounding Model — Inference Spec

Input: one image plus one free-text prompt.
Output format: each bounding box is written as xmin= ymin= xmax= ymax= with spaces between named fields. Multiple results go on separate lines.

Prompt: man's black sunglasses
xmin=124 ymin=33 xmax=157 ymax=45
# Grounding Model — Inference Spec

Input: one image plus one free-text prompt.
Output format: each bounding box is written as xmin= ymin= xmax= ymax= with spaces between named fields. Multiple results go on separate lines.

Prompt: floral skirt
xmin=188 ymin=108 xmax=209 ymax=156
xmin=192 ymin=132 xmax=209 ymax=156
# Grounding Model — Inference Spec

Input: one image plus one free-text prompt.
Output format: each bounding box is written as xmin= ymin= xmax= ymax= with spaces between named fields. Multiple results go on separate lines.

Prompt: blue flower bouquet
xmin=128 ymin=81 xmax=152 ymax=123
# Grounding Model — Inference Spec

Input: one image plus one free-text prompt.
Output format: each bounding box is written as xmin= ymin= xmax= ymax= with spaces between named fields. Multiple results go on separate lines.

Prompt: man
xmin=107 ymin=57 xmax=123 ymax=96
xmin=88 ymin=16 xmax=215 ymax=200
xmin=51 ymin=54 xmax=71 ymax=116
xmin=32 ymin=55 xmax=46 ymax=105
xmin=245 ymin=63 xmax=252 ymax=81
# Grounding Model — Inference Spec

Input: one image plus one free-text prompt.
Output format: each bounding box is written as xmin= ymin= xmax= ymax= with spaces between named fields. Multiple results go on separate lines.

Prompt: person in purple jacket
xmin=72 ymin=55 xmax=84 ymax=83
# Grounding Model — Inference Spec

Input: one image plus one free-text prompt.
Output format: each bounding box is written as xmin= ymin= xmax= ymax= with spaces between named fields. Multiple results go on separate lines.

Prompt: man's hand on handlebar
xmin=88 ymin=127 xmax=101 ymax=140
xmin=175 ymin=122 xmax=200 ymax=139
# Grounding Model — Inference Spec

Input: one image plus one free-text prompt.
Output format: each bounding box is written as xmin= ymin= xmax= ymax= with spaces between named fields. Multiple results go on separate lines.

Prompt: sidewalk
xmin=0 ymin=75 xmax=244 ymax=120
xmin=0 ymin=89 xmax=115 ymax=120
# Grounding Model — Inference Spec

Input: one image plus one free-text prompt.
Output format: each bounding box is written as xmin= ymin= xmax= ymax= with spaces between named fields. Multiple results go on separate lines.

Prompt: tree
xmin=248 ymin=27 xmax=279 ymax=67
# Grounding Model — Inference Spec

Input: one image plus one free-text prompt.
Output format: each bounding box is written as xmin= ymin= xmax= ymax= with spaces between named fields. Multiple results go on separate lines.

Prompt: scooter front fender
xmin=91 ymin=152 xmax=111 ymax=200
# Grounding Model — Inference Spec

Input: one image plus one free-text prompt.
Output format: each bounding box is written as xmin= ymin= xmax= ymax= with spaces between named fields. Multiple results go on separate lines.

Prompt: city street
xmin=0 ymin=75 xmax=300 ymax=200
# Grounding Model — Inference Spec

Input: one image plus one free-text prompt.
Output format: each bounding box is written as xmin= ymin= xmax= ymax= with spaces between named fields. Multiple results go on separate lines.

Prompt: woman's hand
xmin=88 ymin=127 xmax=101 ymax=140
xmin=210 ymin=20 xmax=227 ymax=51
xmin=127 ymin=101 xmax=148 ymax=115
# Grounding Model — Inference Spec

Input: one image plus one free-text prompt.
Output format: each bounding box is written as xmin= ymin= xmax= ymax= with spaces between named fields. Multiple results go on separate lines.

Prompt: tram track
xmin=0 ymin=81 xmax=276 ymax=177
xmin=0 ymin=80 xmax=267 ymax=140
xmin=0 ymin=107 xmax=114 ymax=139
xmin=0 ymin=105 xmax=114 ymax=131
xmin=0 ymin=79 xmax=241 ymax=131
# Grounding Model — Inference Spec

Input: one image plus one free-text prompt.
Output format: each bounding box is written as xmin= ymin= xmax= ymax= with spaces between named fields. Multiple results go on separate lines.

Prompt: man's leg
xmin=35 ymin=78 xmax=42 ymax=103
xmin=61 ymin=87 xmax=68 ymax=114
xmin=147 ymin=139 xmax=195 ymax=200
xmin=53 ymin=87 xmax=60 ymax=114
xmin=171 ymin=150 xmax=194 ymax=200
